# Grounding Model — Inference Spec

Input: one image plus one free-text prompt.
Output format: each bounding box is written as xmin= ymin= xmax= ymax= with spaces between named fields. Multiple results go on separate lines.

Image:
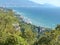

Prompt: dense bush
xmin=1 ymin=8 xmax=60 ymax=45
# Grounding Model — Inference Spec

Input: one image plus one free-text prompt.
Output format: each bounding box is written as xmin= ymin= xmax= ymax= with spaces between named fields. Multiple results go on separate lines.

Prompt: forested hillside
xmin=0 ymin=7 xmax=60 ymax=45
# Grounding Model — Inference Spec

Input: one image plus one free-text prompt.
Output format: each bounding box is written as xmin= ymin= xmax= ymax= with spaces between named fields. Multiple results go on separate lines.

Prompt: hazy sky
xmin=0 ymin=0 xmax=60 ymax=7
xmin=30 ymin=0 xmax=60 ymax=6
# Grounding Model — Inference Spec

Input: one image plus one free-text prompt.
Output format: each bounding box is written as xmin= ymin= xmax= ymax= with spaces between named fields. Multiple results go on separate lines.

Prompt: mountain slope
xmin=0 ymin=0 xmax=54 ymax=7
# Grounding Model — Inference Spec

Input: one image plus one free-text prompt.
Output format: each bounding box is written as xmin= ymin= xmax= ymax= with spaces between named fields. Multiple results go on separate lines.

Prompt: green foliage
xmin=0 ymin=8 xmax=28 ymax=45
xmin=55 ymin=24 xmax=60 ymax=30
xmin=20 ymin=23 xmax=36 ymax=45
xmin=38 ymin=36 xmax=51 ymax=45
xmin=1 ymin=7 xmax=60 ymax=45
xmin=5 ymin=34 xmax=28 ymax=45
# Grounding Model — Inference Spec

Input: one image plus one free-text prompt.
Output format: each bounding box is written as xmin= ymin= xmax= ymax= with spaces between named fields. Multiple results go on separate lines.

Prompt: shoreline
xmin=13 ymin=9 xmax=55 ymax=29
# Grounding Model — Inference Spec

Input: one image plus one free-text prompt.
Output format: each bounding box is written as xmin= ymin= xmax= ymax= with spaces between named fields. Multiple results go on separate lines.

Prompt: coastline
xmin=13 ymin=9 xmax=55 ymax=29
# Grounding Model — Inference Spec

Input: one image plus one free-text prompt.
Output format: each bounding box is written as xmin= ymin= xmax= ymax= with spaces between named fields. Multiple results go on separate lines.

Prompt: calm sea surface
xmin=11 ymin=7 xmax=60 ymax=28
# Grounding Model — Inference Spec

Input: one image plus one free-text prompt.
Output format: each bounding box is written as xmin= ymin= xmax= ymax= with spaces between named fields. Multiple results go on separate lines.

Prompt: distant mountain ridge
xmin=19 ymin=0 xmax=55 ymax=7
xmin=19 ymin=1 xmax=55 ymax=7
xmin=0 ymin=0 xmax=55 ymax=7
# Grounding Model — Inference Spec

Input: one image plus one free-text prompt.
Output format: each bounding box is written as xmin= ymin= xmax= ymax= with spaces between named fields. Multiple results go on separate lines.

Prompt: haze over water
xmin=11 ymin=7 xmax=60 ymax=28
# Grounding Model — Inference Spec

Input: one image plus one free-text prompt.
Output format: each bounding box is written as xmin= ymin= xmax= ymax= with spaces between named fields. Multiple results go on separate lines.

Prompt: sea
xmin=10 ymin=7 xmax=60 ymax=28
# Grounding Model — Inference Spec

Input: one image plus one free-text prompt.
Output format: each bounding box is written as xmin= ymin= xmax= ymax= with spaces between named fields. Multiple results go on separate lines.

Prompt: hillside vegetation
xmin=0 ymin=8 xmax=60 ymax=45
